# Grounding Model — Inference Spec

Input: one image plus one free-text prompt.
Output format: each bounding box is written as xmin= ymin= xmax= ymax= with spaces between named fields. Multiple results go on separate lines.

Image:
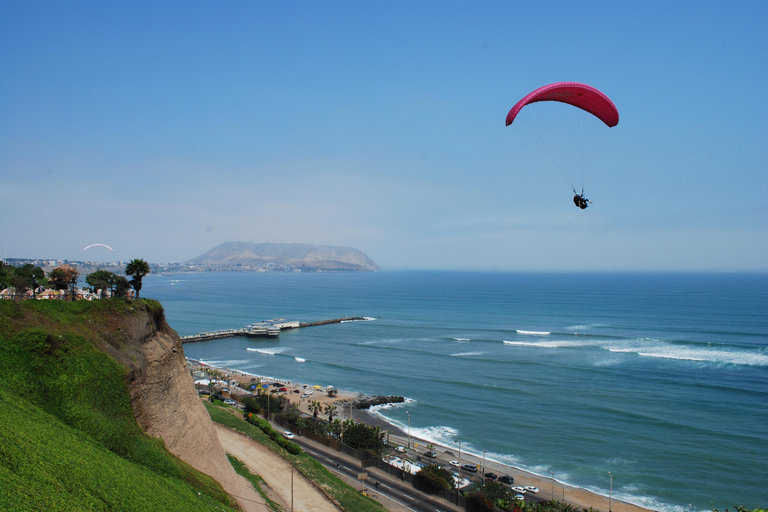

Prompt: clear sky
xmin=2 ymin=1 xmax=766 ymax=271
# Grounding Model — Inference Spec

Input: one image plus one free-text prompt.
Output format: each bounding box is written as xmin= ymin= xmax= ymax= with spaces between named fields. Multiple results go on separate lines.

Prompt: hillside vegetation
xmin=0 ymin=299 xmax=238 ymax=511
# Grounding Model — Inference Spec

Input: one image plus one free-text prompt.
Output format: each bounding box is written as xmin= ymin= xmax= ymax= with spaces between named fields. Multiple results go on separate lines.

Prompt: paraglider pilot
xmin=573 ymin=189 xmax=591 ymax=209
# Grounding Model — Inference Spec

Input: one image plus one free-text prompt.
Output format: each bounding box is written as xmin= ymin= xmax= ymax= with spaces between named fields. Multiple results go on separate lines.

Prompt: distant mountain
xmin=188 ymin=242 xmax=379 ymax=272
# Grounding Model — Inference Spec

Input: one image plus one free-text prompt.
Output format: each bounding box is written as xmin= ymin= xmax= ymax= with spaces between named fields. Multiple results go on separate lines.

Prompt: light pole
xmin=458 ymin=440 xmax=462 ymax=469
xmin=291 ymin=455 xmax=295 ymax=512
xmin=482 ymin=450 xmax=487 ymax=475
xmin=607 ymin=472 xmax=613 ymax=512
xmin=406 ymin=411 xmax=411 ymax=449
xmin=551 ymin=471 xmax=554 ymax=500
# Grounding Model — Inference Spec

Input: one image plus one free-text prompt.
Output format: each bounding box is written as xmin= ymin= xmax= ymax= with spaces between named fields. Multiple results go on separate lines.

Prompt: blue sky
xmin=2 ymin=1 xmax=766 ymax=271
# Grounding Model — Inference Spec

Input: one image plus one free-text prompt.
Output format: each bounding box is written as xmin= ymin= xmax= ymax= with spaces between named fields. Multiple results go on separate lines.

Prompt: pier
xmin=181 ymin=316 xmax=371 ymax=343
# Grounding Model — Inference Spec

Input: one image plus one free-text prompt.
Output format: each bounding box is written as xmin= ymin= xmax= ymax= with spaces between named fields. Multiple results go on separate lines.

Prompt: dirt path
xmin=215 ymin=424 xmax=342 ymax=512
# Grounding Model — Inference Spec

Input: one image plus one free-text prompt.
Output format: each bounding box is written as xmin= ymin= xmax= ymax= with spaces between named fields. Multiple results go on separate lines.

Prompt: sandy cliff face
xmin=103 ymin=303 xmax=265 ymax=512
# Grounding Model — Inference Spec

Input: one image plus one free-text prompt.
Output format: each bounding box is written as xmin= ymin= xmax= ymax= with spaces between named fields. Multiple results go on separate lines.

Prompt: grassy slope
xmin=205 ymin=401 xmax=386 ymax=512
xmin=0 ymin=299 xmax=237 ymax=511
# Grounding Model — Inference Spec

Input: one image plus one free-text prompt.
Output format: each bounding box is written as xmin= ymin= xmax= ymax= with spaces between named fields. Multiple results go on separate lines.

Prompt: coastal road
xmin=286 ymin=432 xmax=463 ymax=512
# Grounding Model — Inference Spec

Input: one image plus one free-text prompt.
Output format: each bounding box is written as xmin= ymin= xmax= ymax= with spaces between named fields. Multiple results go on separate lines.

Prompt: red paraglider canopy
xmin=506 ymin=82 xmax=619 ymax=128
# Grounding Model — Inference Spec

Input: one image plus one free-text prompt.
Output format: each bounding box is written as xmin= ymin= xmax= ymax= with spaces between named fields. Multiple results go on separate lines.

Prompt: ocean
xmin=142 ymin=271 xmax=768 ymax=511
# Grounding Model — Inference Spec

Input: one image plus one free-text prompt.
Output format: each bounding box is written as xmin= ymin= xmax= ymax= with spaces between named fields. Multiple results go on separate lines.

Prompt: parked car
xmin=395 ymin=446 xmax=406 ymax=453
xmin=212 ymin=393 xmax=225 ymax=401
xmin=498 ymin=475 xmax=514 ymax=485
xmin=283 ymin=431 xmax=295 ymax=440
xmin=461 ymin=464 xmax=478 ymax=473
xmin=424 ymin=451 xmax=437 ymax=458
xmin=449 ymin=460 xmax=460 ymax=468
xmin=279 ymin=387 xmax=288 ymax=392
xmin=511 ymin=487 xmax=527 ymax=494
xmin=485 ymin=472 xmax=498 ymax=481
xmin=524 ymin=486 xmax=540 ymax=494
xmin=515 ymin=494 xmax=525 ymax=501
xmin=223 ymin=399 xmax=236 ymax=405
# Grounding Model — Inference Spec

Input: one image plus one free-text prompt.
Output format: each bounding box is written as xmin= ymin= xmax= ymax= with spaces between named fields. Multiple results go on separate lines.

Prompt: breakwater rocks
xmin=351 ymin=395 xmax=405 ymax=410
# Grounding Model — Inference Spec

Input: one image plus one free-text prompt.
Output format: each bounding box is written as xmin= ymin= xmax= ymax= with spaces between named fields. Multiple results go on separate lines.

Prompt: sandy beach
xmin=189 ymin=359 xmax=654 ymax=512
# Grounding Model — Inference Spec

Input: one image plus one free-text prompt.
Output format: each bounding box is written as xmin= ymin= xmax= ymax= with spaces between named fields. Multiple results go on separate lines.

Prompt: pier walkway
xmin=181 ymin=316 xmax=370 ymax=343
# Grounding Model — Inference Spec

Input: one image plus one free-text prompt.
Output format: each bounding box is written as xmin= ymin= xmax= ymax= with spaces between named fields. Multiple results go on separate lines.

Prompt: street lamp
xmin=550 ymin=471 xmax=555 ymax=501
xmin=607 ymin=472 xmax=613 ymax=512
xmin=482 ymin=450 xmax=487 ymax=475
xmin=458 ymin=440 xmax=462 ymax=468
xmin=406 ymin=411 xmax=411 ymax=449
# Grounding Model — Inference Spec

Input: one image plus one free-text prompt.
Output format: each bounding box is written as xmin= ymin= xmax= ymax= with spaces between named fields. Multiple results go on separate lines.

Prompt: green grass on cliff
xmin=205 ymin=401 xmax=386 ymax=512
xmin=0 ymin=299 xmax=237 ymax=512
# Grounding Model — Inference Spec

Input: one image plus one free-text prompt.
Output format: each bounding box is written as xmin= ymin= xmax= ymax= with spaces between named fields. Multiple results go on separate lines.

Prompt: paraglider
xmin=506 ymin=82 xmax=619 ymax=128
xmin=506 ymin=82 xmax=619 ymax=209
xmin=83 ymin=243 xmax=114 ymax=252
xmin=573 ymin=189 xmax=590 ymax=209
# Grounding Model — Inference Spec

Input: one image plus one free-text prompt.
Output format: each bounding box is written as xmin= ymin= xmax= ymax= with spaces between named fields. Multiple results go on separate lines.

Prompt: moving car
xmin=524 ymin=486 xmax=540 ymax=494
xmin=461 ymin=464 xmax=478 ymax=473
xmin=485 ymin=472 xmax=498 ymax=481
xmin=498 ymin=475 xmax=514 ymax=484
xmin=283 ymin=431 xmax=295 ymax=440
xmin=511 ymin=487 xmax=527 ymax=494
xmin=223 ymin=399 xmax=236 ymax=405
xmin=424 ymin=451 xmax=437 ymax=458
xmin=515 ymin=494 xmax=525 ymax=501
xmin=448 ymin=460 xmax=460 ymax=467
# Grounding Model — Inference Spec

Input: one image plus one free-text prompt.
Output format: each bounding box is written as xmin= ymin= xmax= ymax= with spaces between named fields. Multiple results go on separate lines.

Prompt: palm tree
xmin=325 ymin=403 xmax=337 ymax=422
xmin=309 ymin=400 xmax=322 ymax=421
xmin=125 ymin=259 xmax=150 ymax=299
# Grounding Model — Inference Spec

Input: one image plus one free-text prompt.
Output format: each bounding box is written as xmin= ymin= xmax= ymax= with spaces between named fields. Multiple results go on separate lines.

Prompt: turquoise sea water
xmin=142 ymin=271 xmax=768 ymax=511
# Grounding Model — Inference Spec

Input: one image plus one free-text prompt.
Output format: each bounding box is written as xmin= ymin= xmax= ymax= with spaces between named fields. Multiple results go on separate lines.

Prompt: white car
xmin=448 ymin=460 xmax=460 ymax=467
xmin=524 ymin=486 xmax=539 ymax=494
xmin=223 ymin=399 xmax=236 ymax=405
xmin=515 ymin=494 xmax=525 ymax=501
xmin=511 ymin=487 xmax=527 ymax=494
xmin=283 ymin=431 xmax=295 ymax=440
xmin=395 ymin=446 xmax=406 ymax=453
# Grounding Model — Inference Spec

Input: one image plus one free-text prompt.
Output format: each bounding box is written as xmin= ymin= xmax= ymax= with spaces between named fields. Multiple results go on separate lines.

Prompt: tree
xmin=0 ymin=262 xmax=13 ymax=289
xmin=325 ymin=403 xmax=337 ymax=422
xmin=340 ymin=423 xmax=386 ymax=455
xmin=86 ymin=269 xmax=115 ymax=298
xmin=112 ymin=275 xmax=131 ymax=298
xmin=309 ymin=400 xmax=322 ymax=421
xmin=48 ymin=265 xmax=79 ymax=300
xmin=415 ymin=464 xmax=455 ymax=494
xmin=125 ymin=259 xmax=150 ymax=299
xmin=9 ymin=264 xmax=46 ymax=299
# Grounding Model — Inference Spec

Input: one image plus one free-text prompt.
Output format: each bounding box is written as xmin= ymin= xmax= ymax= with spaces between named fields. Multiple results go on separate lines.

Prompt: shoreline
xmin=188 ymin=358 xmax=654 ymax=512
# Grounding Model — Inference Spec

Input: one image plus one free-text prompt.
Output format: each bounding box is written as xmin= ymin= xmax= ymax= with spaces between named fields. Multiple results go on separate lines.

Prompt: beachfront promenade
xmin=180 ymin=316 xmax=370 ymax=343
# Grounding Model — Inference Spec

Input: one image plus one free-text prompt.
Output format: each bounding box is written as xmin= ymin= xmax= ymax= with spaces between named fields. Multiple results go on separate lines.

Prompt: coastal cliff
xmin=0 ymin=299 xmax=264 ymax=511
xmin=88 ymin=301 xmax=265 ymax=511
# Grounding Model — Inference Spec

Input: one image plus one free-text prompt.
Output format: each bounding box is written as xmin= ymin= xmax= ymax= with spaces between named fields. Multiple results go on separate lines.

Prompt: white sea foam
xmin=341 ymin=317 xmax=376 ymax=323
xmin=450 ymin=351 xmax=484 ymax=357
xmin=369 ymin=397 xmax=416 ymax=413
xmin=453 ymin=338 xmax=470 ymax=341
xmin=516 ymin=330 xmax=551 ymax=335
xmin=608 ymin=342 xmax=768 ymax=367
xmin=246 ymin=347 xmax=290 ymax=355
xmin=503 ymin=340 xmax=589 ymax=348
xmin=294 ymin=357 xmax=306 ymax=362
